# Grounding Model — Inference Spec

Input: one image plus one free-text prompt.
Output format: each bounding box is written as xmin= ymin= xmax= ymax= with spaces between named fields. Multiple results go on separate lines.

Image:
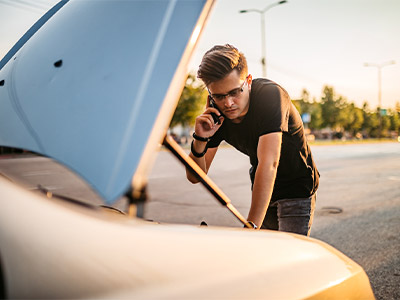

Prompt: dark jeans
xmin=260 ymin=194 xmax=316 ymax=236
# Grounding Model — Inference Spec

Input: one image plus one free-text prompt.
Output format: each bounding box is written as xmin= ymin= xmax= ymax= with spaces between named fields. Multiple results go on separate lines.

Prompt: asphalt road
xmin=0 ymin=141 xmax=399 ymax=299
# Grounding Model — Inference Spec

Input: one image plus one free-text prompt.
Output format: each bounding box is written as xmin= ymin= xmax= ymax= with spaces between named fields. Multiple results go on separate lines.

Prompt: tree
xmin=170 ymin=74 xmax=207 ymax=129
xmin=335 ymin=98 xmax=351 ymax=131
xmin=389 ymin=109 xmax=400 ymax=134
xmin=395 ymin=102 xmax=400 ymax=114
xmin=362 ymin=103 xmax=380 ymax=138
xmin=390 ymin=102 xmax=400 ymax=134
xmin=293 ymin=89 xmax=323 ymax=130
xmin=320 ymin=86 xmax=342 ymax=129
xmin=342 ymin=103 xmax=364 ymax=136
xmin=298 ymin=89 xmax=310 ymax=114
xmin=309 ymin=100 xmax=323 ymax=130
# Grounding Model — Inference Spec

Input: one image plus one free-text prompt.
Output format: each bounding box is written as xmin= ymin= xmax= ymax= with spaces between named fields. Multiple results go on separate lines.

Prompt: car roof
xmin=0 ymin=0 xmax=213 ymax=204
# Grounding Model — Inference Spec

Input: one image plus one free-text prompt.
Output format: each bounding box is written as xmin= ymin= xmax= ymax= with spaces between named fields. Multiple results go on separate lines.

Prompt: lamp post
xmin=364 ymin=60 xmax=395 ymax=138
xmin=239 ymin=0 xmax=287 ymax=78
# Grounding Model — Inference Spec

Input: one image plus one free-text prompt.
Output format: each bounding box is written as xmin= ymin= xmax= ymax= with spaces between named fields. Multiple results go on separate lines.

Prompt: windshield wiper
xmin=36 ymin=184 xmax=125 ymax=215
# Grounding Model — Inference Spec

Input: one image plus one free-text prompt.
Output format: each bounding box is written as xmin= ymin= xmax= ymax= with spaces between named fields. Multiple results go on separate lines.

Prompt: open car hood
xmin=0 ymin=0 xmax=214 ymax=204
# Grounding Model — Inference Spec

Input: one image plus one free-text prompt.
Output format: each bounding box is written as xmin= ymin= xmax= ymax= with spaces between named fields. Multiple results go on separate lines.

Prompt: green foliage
xmin=320 ymin=86 xmax=347 ymax=129
xmin=293 ymin=86 xmax=400 ymax=138
xmin=362 ymin=106 xmax=380 ymax=137
xmin=294 ymin=89 xmax=323 ymax=129
xmin=309 ymin=102 xmax=323 ymax=129
xmin=389 ymin=108 xmax=400 ymax=132
xmin=170 ymin=74 xmax=207 ymax=128
xmin=343 ymin=103 xmax=364 ymax=135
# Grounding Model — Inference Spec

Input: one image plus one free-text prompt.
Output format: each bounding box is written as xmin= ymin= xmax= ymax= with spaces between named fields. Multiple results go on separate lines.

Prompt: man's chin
xmin=223 ymin=109 xmax=238 ymax=118
xmin=225 ymin=113 xmax=244 ymax=123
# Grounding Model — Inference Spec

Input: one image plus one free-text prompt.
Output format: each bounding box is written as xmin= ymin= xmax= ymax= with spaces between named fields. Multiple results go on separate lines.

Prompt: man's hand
xmin=194 ymin=101 xmax=224 ymax=139
xmin=186 ymin=100 xmax=222 ymax=184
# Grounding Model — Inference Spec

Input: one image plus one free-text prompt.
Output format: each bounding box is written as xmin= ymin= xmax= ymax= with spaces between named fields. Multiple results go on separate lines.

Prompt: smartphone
xmin=208 ymin=95 xmax=223 ymax=125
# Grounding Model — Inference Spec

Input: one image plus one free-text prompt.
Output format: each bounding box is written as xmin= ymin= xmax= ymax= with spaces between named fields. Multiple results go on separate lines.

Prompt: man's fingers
xmin=197 ymin=115 xmax=215 ymax=131
xmin=204 ymin=107 xmax=222 ymax=116
xmin=200 ymin=113 xmax=216 ymax=125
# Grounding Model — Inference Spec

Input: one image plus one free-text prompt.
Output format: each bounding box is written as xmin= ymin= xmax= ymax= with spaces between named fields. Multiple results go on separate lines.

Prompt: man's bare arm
xmin=247 ymin=132 xmax=282 ymax=228
xmin=186 ymin=100 xmax=223 ymax=183
xmin=187 ymin=145 xmax=218 ymax=183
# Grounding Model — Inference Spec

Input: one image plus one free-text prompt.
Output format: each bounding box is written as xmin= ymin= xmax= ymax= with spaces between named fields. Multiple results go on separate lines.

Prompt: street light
xmin=364 ymin=60 xmax=396 ymax=138
xmin=239 ymin=0 xmax=287 ymax=78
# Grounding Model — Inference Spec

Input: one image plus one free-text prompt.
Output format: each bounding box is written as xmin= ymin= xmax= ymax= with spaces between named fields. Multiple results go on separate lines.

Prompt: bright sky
xmin=1 ymin=0 xmax=399 ymax=109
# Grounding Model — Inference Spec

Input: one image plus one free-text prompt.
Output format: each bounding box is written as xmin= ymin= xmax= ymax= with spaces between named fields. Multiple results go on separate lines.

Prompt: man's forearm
xmin=248 ymin=164 xmax=277 ymax=228
xmin=186 ymin=140 xmax=208 ymax=183
xmin=249 ymin=132 xmax=282 ymax=228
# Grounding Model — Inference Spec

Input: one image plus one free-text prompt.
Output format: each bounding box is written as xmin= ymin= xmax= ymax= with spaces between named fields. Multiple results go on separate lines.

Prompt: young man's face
xmin=208 ymin=70 xmax=251 ymax=123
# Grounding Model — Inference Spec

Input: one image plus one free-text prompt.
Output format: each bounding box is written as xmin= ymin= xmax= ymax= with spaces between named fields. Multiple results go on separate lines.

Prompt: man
xmin=186 ymin=44 xmax=319 ymax=236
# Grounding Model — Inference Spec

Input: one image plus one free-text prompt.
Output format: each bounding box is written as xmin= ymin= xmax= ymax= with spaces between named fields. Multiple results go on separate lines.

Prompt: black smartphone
xmin=208 ymin=95 xmax=223 ymax=125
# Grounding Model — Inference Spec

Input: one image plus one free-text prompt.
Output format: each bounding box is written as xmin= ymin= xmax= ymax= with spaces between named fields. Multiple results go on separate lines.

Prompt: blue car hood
xmin=0 ymin=0 xmax=214 ymax=204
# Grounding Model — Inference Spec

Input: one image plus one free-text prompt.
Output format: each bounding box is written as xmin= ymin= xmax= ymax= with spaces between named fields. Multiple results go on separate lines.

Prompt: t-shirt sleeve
xmin=255 ymin=84 xmax=290 ymax=136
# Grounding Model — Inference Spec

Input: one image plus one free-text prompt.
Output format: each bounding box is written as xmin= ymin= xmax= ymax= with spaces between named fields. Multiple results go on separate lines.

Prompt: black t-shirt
xmin=207 ymin=78 xmax=319 ymax=202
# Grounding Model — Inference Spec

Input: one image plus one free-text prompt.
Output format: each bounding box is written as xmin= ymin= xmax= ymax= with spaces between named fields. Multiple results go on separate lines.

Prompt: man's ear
xmin=247 ymin=74 xmax=252 ymax=84
xmin=247 ymin=74 xmax=252 ymax=91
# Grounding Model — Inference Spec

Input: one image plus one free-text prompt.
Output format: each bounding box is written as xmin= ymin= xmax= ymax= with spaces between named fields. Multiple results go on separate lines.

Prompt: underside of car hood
xmin=0 ymin=0 xmax=214 ymax=204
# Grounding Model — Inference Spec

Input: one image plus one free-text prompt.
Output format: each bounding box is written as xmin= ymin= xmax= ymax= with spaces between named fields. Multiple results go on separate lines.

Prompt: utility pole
xmin=364 ymin=60 xmax=396 ymax=138
xmin=239 ymin=0 xmax=288 ymax=78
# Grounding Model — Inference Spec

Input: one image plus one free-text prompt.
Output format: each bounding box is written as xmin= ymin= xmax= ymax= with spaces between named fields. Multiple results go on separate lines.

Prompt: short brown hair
xmin=197 ymin=44 xmax=248 ymax=85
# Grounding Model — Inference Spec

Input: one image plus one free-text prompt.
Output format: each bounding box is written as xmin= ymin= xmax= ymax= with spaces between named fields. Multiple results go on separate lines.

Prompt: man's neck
xmin=231 ymin=116 xmax=245 ymax=124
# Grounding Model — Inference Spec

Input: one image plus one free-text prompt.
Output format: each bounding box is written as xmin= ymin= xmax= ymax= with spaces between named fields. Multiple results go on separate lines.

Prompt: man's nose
xmin=224 ymin=96 xmax=235 ymax=107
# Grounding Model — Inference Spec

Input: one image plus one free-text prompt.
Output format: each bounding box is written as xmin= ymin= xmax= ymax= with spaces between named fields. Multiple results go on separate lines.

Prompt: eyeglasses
xmin=208 ymin=76 xmax=249 ymax=103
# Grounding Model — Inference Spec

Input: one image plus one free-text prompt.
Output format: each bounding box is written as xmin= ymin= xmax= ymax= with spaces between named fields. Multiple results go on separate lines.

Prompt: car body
xmin=0 ymin=0 xmax=374 ymax=299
